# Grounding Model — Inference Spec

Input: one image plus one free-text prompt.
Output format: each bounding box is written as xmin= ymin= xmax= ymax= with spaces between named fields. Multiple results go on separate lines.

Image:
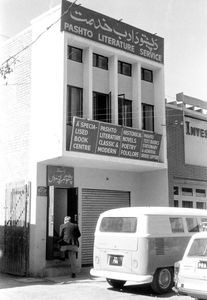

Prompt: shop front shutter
xmin=81 ymin=189 xmax=130 ymax=265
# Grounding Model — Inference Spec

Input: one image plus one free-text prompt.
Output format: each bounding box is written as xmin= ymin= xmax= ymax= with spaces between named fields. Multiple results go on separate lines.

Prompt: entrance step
xmin=43 ymin=264 xmax=71 ymax=277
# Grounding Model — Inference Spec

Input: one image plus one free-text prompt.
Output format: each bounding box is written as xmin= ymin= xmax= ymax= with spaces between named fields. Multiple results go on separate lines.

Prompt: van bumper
xmin=90 ymin=268 xmax=153 ymax=284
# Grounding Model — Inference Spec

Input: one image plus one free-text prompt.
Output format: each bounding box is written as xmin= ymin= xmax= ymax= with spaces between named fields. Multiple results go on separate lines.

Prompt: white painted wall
xmin=141 ymin=81 xmax=154 ymax=105
xmin=67 ymin=60 xmax=83 ymax=87
xmin=93 ymin=68 xmax=109 ymax=93
xmin=29 ymin=163 xmax=47 ymax=275
xmin=30 ymin=7 xmax=64 ymax=162
xmin=139 ymin=169 xmax=169 ymax=206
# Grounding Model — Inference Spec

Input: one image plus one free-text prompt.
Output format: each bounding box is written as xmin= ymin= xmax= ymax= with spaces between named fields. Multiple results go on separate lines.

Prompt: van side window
xmin=186 ymin=217 xmax=199 ymax=232
xmin=169 ymin=217 xmax=184 ymax=233
xmin=100 ymin=217 xmax=137 ymax=233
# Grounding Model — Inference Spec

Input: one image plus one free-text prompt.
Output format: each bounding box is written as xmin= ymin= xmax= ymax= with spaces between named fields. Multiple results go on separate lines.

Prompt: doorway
xmin=46 ymin=187 xmax=78 ymax=260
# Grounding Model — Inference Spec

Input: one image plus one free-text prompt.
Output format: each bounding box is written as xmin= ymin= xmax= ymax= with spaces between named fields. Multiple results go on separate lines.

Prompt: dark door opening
xmin=46 ymin=187 xmax=78 ymax=260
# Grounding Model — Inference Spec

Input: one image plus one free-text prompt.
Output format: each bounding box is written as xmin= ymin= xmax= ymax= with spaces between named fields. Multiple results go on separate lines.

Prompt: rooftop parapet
xmin=166 ymin=92 xmax=207 ymax=115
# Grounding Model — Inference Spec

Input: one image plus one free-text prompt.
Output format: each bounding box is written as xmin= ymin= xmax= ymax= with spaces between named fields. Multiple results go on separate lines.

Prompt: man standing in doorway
xmin=59 ymin=216 xmax=81 ymax=278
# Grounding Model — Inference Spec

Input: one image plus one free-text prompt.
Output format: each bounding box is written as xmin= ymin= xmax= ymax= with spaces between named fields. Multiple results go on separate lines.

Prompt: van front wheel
xmin=106 ymin=278 xmax=126 ymax=289
xmin=151 ymin=267 xmax=173 ymax=294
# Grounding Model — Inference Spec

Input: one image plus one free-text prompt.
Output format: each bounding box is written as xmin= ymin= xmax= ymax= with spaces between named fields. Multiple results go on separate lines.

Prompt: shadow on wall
xmin=0 ymin=226 xmax=4 ymax=272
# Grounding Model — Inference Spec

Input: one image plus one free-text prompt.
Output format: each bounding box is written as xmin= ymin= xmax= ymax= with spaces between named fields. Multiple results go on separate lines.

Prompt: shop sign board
xmin=70 ymin=117 xmax=162 ymax=162
xmin=37 ymin=186 xmax=48 ymax=197
xmin=96 ymin=122 xmax=122 ymax=156
xmin=184 ymin=116 xmax=207 ymax=167
xmin=61 ymin=0 xmax=164 ymax=63
xmin=140 ymin=132 xmax=162 ymax=161
xmin=47 ymin=166 xmax=74 ymax=187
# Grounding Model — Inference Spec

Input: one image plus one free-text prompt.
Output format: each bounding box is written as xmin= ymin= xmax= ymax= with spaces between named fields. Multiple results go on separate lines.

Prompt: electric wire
xmin=0 ymin=0 xmax=78 ymax=80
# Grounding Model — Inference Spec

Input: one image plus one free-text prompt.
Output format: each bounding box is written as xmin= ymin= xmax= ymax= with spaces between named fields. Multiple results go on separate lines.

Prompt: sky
xmin=0 ymin=0 xmax=207 ymax=102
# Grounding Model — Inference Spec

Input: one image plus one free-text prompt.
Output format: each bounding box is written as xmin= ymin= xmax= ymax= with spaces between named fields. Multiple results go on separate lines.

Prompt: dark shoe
xmin=71 ymin=273 xmax=76 ymax=278
xmin=58 ymin=257 xmax=65 ymax=261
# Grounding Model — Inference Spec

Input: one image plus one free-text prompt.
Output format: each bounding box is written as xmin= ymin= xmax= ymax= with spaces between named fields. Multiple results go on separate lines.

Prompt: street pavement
xmin=0 ymin=268 xmax=191 ymax=300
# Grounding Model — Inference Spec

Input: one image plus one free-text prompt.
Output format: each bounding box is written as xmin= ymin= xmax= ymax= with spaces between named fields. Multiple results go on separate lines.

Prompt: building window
xmin=174 ymin=186 xmax=179 ymax=195
xmin=182 ymin=187 xmax=193 ymax=196
xmin=196 ymin=202 xmax=206 ymax=209
xmin=141 ymin=68 xmax=153 ymax=82
xmin=67 ymin=86 xmax=83 ymax=124
xmin=196 ymin=189 xmax=206 ymax=197
xmin=182 ymin=201 xmax=193 ymax=208
xmin=118 ymin=97 xmax=132 ymax=127
xmin=118 ymin=61 xmax=132 ymax=76
xmin=93 ymin=53 xmax=108 ymax=70
xmin=93 ymin=92 xmax=111 ymax=123
xmin=68 ymin=46 xmax=82 ymax=62
xmin=142 ymin=103 xmax=154 ymax=131
xmin=174 ymin=200 xmax=179 ymax=207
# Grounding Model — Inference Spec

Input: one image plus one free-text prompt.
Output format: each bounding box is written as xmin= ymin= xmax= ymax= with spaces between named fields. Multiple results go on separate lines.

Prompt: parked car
xmin=174 ymin=230 xmax=207 ymax=299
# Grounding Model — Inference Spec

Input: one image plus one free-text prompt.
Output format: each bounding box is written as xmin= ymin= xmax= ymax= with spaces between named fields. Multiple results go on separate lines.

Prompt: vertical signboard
xmin=48 ymin=186 xmax=54 ymax=237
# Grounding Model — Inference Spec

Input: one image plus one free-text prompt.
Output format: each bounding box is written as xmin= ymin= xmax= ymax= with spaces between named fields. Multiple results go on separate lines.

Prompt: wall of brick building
xmin=0 ymin=29 xmax=32 ymax=224
xmin=166 ymin=105 xmax=207 ymax=206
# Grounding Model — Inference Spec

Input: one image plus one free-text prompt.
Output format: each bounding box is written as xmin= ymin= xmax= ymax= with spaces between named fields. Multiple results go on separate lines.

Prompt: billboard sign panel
xmin=61 ymin=0 xmax=164 ymax=63
xmin=184 ymin=116 xmax=207 ymax=167
xmin=70 ymin=117 xmax=162 ymax=162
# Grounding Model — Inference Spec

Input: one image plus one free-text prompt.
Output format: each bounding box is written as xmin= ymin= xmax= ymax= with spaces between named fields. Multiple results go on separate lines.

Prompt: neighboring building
xmin=166 ymin=92 xmax=207 ymax=210
xmin=0 ymin=1 xmax=167 ymax=276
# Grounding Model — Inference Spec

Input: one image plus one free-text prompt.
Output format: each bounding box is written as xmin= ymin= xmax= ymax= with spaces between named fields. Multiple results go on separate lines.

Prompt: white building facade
xmin=0 ymin=1 xmax=167 ymax=276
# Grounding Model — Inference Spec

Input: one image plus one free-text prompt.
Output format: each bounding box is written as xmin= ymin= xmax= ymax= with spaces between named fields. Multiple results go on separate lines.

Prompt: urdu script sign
xmin=70 ymin=117 xmax=162 ymax=162
xmin=61 ymin=0 xmax=164 ymax=63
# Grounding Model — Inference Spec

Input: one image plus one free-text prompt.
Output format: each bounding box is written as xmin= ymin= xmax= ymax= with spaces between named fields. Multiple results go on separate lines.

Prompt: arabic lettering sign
xmin=37 ymin=186 xmax=48 ymax=197
xmin=47 ymin=166 xmax=74 ymax=187
xmin=61 ymin=0 xmax=164 ymax=63
xmin=70 ymin=117 xmax=162 ymax=162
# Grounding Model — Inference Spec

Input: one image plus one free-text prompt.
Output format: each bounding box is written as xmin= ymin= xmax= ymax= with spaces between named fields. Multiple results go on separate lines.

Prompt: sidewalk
xmin=0 ymin=267 xmax=99 ymax=289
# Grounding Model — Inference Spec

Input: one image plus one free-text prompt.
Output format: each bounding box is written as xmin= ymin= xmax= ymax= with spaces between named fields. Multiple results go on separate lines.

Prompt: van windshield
xmin=187 ymin=238 xmax=207 ymax=257
xmin=100 ymin=217 xmax=137 ymax=233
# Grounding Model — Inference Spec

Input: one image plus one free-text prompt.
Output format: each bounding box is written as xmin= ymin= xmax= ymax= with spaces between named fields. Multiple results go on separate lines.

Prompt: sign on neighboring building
xmin=184 ymin=116 xmax=207 ymax=167
xmin=47 ymin=166 xmax=74 ymax=188
xmin=70 ymin=117 xmax=162 ymax=162
xmin=61 ymin=0 xmax=164 ymax=63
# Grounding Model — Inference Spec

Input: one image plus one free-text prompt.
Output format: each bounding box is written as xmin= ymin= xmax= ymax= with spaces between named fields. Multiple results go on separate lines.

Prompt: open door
xmin=46 ymin=187 xmax=78 ymax=260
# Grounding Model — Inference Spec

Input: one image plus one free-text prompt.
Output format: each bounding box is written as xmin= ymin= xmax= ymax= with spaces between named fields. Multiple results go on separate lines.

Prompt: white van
xmin=90 ymin=207 xmax=207 ymax=294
